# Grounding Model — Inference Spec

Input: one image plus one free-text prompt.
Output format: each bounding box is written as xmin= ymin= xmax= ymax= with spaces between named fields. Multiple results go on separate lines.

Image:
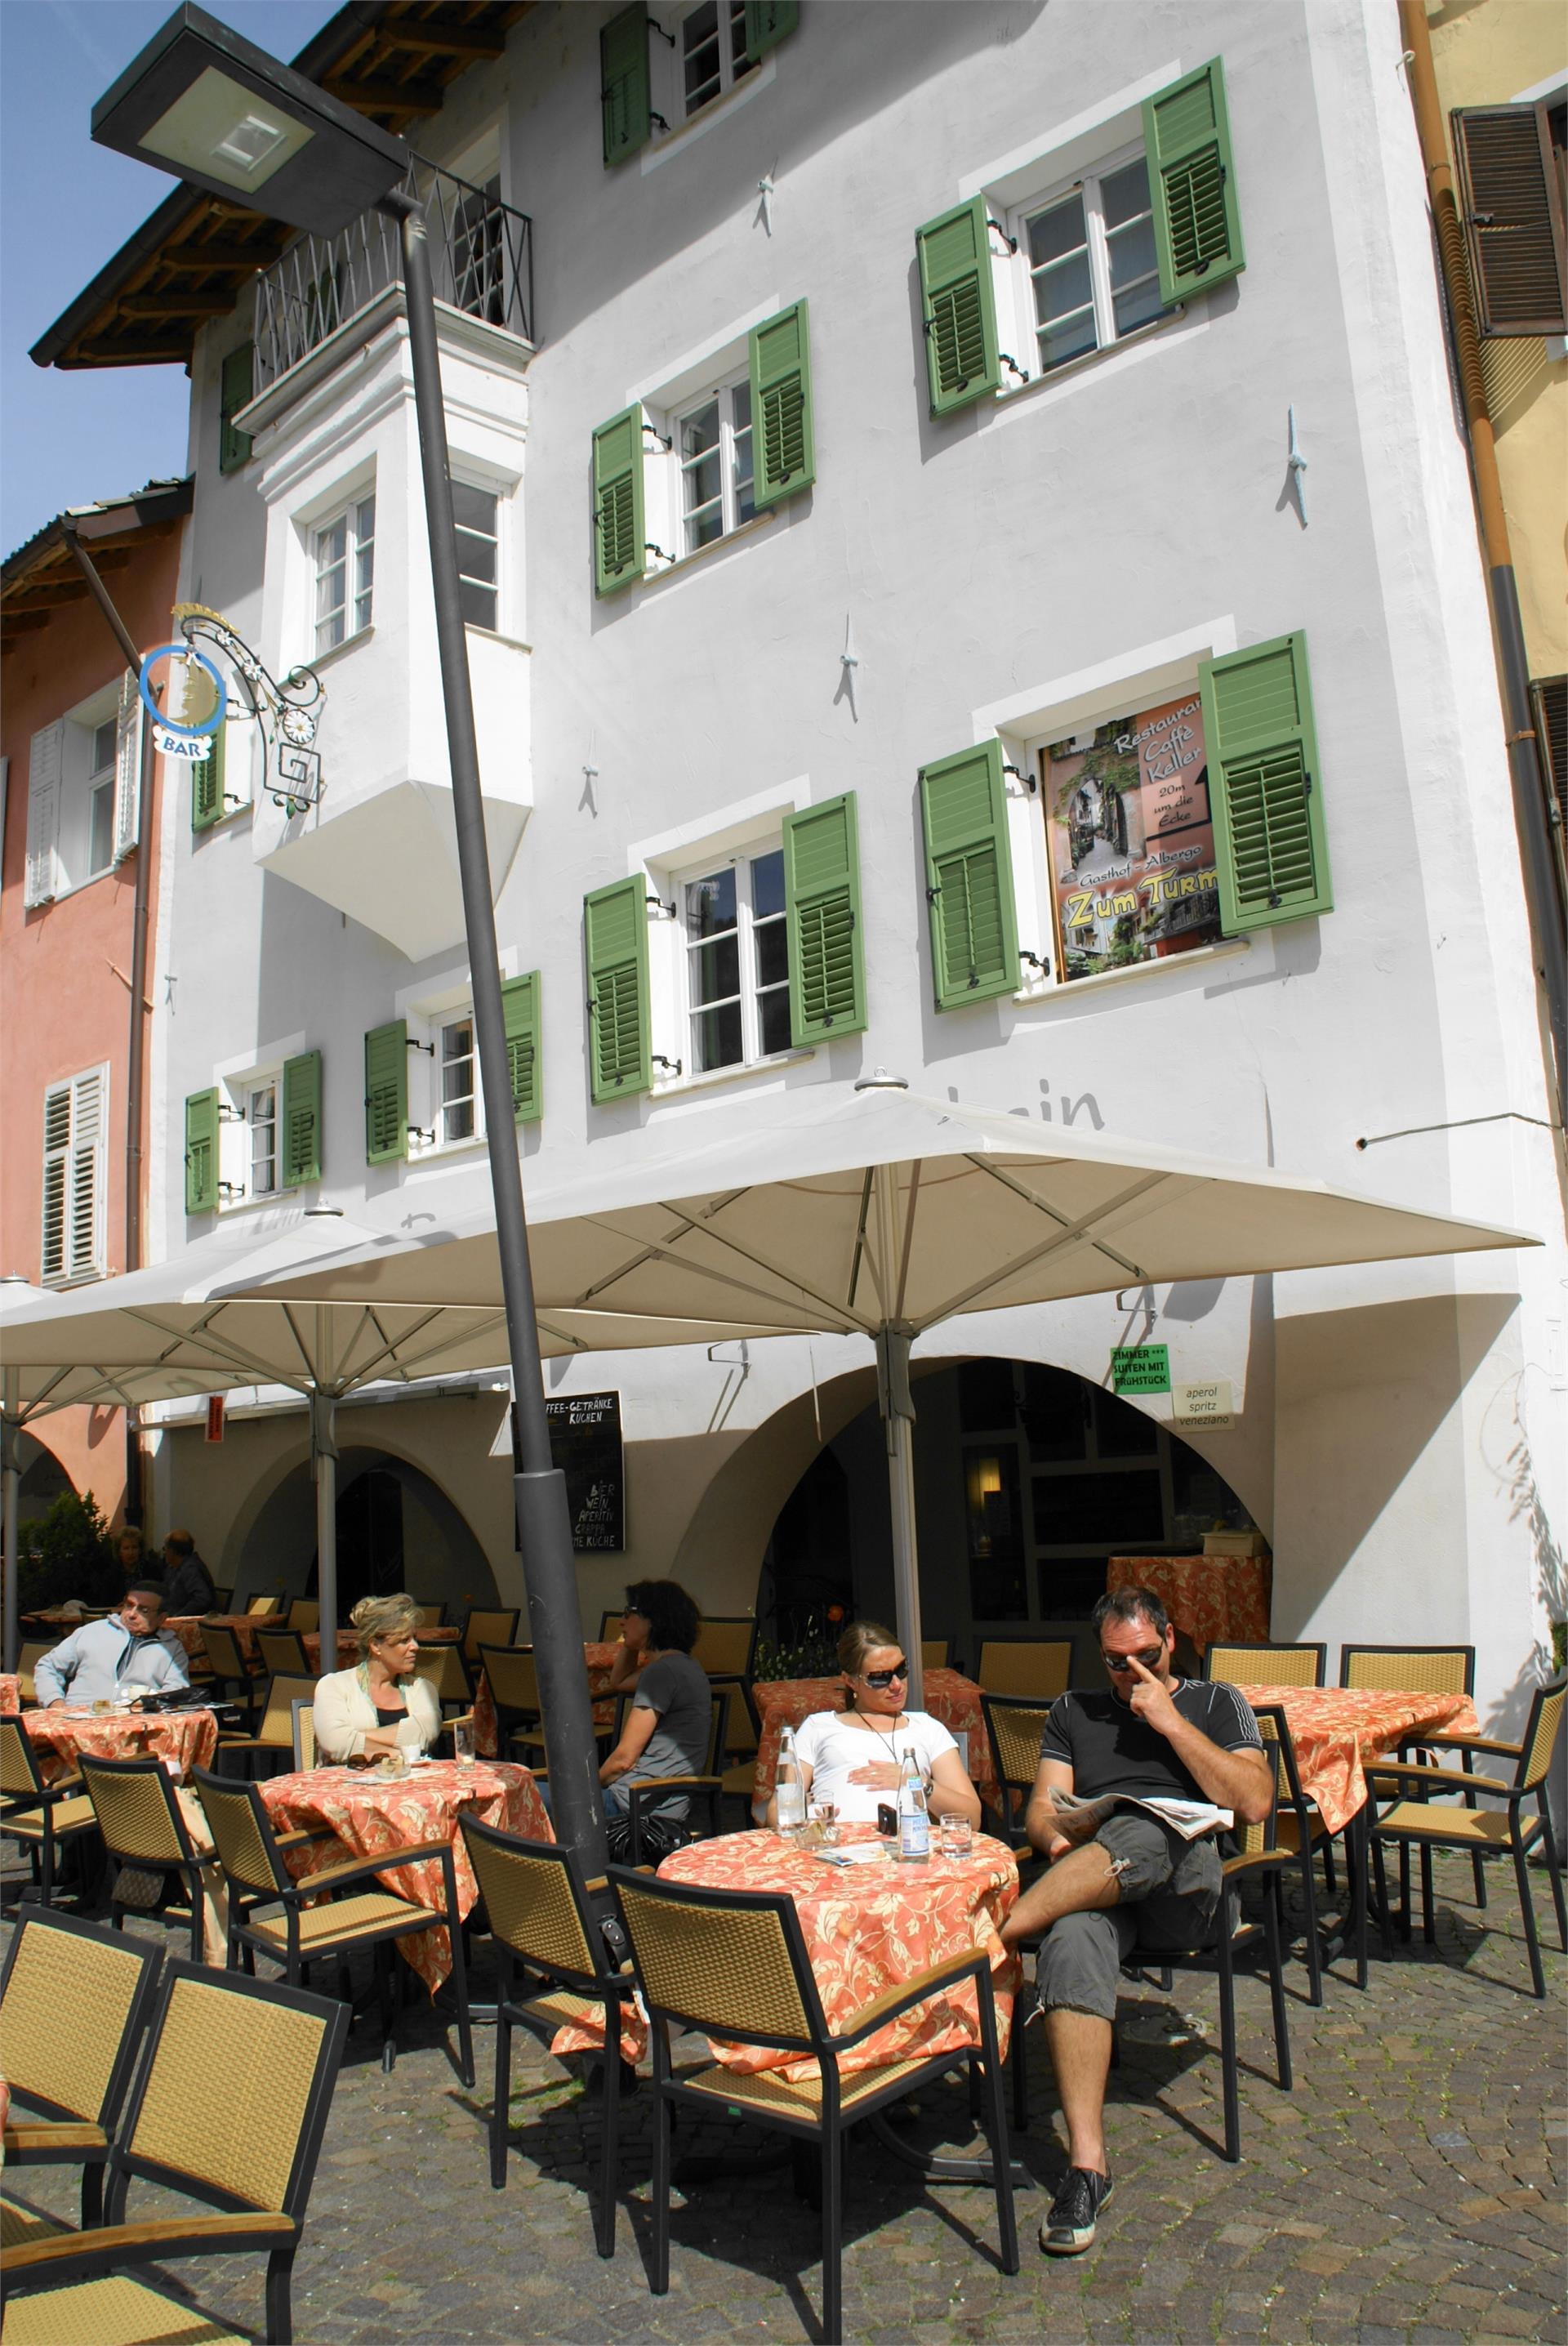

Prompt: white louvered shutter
xmin=113 ymin=667 xmax=143 ymax=861
xmin=40 ymin=1068 xmax=107 ymax=1283
xmin=40 ymin=1086 xmax=71 ymax=1281
xmin=24 ymin=721 xmax=63 ymax=907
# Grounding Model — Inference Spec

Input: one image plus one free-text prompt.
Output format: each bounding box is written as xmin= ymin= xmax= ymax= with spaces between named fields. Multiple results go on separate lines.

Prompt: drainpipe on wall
xmin=1398 ymin=0 xmax=1568 ymax=1124
xmin=63 ymin=528 xmax=156 ymax=1528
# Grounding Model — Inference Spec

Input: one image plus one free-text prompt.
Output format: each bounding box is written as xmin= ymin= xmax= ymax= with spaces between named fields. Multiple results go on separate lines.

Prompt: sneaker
xmin=1040 ymin=2165 xmax=1113 ymax=2255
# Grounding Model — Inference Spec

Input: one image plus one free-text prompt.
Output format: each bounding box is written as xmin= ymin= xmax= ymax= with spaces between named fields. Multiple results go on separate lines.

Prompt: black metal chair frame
xmin=1 ymin=1715 xmax=99 ymax=1911
xmin=0 ymin=1958 xmax=349 ymax=2345
xmin=78 ymin=1752 xmax=210 ymax=1965
xmin=608 ymin=1687 xmax=729 ymax=1864
xmin=461 ymin=1605 xmax=521 ymax=1661
xmin=478 ymin=1643 xmax=546 ymax=1763
xmin=1339 ymin=1643 xmax=1487 ymax=1911
xmin=1252 ymin=1702 xmax=1366 ymax=2002
xmin=610 ymin=1862 xmax=1018 ymax=2341
xmin=192 ymin=1766 xmax=475 ymax=2083
xmin=253 ymin=1627 xmax=314 ymax=1680
xmin=0 ymin=1907 xmax=163 ymax=2228
xmin=461 ymin=1817 xmax=635 ymax=2255
xmin=978 ymin=1693 xmax=1057 ymax=1860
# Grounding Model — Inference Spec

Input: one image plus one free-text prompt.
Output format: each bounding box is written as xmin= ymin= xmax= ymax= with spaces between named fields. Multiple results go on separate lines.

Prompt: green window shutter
xmin=1143 ymin=60 xmax=1245 ymax=306
xmin=601 ymin=3 xmax=652 ymax=166
xmin=919 ymin=741 xmax=1020 ymax=1009
xmin=281 ymin=1050 xmax=323 ymax=1188
xmin=1200 ymin=631 xmax=1333 ymax=934
xmin=782 ymin=794 xmax=866 ymax=1043
xmin=744 ymin=0 xmax=797 ymax=64
xmin=915 ymin=196 xmax=1000 ymax=415
xmin=190 ymin=721 xmax=225 ymax=831
xmin=592 ymin=407 xmax=645 ymax=597
xmin=219 ymin=345 xmax=254 ymax=474
xmin=586 ymin=880 xmax=651 ymax=1103
xmin=364 ymin=1019 xmax=408 ymax=1164
xmin=185 ymin=1089 xmax=220 ymax=1213
xmin=749 ymin=300 xmax=815 ymax=510
xmin=501 ymin=972 xmax=543 ymax=1125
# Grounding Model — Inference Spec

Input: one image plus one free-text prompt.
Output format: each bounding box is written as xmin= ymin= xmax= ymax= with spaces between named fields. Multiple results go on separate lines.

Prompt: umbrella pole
xmin=871 ymin=1153 xmax=925 ymax=1711
xmin=2 ymin=1371 xmax=19 ymax=1676
xmin=311 ymin=1392 xmax=338 ymax=1665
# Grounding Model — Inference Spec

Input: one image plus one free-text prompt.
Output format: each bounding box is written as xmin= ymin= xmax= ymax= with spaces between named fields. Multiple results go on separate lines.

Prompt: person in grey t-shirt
xmin=599 ymin=1580 xmax=710 ymax=1821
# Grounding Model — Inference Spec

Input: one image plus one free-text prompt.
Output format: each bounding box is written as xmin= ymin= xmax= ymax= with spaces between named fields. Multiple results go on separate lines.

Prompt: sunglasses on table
xmin=1100 ymin=1644 xmax=1166 ymax=1675
xmin=858 ymin=1663 xmax=909 ymax=1688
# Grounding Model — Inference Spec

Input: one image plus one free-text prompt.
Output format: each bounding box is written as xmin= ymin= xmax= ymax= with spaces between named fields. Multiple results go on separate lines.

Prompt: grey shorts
xmin=1034 ymin=1810 xmax=1223 ymax=2023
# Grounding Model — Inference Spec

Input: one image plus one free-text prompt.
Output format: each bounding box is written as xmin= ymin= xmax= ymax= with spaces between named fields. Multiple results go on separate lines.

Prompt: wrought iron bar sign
xmin=140 ymin=603 xmax=329 ymax=817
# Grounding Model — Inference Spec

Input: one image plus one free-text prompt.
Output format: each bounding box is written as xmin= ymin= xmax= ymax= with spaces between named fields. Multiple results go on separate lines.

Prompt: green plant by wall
xmin=19 ymin=1490 xmax=118 ymax=1614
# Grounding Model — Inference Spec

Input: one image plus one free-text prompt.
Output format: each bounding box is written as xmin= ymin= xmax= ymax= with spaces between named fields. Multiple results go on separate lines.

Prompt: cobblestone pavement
xmin=2 ymin=1849 xmax=1562 ymax=2344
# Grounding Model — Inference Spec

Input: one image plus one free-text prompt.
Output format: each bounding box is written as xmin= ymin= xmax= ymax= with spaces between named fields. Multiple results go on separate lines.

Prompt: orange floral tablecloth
xmin=0 ymin=1677 xmax=18 ymax=1713
xmin=259 ymin=1757 xmax=550 ymax=1991
xmin=1242 ymin=1684 xmax=1479 ymax=1836
xmin=750 ymin=1672 xmax=1001 ymax=1817
xmin=21 ymin=1705 xmax=219 ymax=1785
xmin=554 ymin=1823 xmax=1020 ymax=2077
xmin=1107 ymin=1555 xmax=1272 ymax=1655
xmin=472 ymin=1644 xmax=619 ymax=1759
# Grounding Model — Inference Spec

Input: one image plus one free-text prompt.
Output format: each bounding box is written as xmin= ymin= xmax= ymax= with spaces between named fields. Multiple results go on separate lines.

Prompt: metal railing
xmin=253 ymin=157 xmax=533 ymax=390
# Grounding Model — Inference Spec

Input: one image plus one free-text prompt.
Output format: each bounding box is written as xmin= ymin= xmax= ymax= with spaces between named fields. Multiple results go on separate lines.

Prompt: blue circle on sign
xmin=138 ymin=644 xmax=227 ymax=738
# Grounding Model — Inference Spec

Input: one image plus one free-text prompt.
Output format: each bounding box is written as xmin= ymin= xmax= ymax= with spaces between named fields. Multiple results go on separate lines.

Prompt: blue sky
xmin=2 ymin=1 xmax=341 ymax=556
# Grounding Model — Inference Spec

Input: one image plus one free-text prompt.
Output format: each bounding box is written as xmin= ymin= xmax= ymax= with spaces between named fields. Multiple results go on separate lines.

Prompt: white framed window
xmin=1008 ymin=145 xmax=1174 ymax=379
xmin=679 ymin=0 xmax=755 ymax=118
xmin=436 ymin=1010 xmax=480 ymax=1145
xmin=675 ymin=376 xmax=755 ymax=555
xmin=314 ymin=493 xmax=375 ymax=654
xmin=87 ymin=717 xmax=117 ymax=878
xmin=677 ymin=844 xmax=791 ymax=1075
xmin=451 ymin=481 xmax=500 ymax=631
xmin=41 ymin=1066 xmax=107 ymax=1285
xmin=246 ymin=1080 xmax=278 ymax=1198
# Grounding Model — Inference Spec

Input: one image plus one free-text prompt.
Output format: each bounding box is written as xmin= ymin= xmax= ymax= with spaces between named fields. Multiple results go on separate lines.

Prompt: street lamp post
xmin=91 ymin=4 xmax=608 ymax=1871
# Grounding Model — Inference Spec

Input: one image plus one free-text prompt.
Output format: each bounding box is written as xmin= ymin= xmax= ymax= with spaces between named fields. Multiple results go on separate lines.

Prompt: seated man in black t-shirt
xmin=1000 ymin=1586 xmax=1272 ymax=2258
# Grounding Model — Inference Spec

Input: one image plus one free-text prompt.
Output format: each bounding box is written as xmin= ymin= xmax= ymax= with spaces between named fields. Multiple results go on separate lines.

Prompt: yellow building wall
xmin=1428 ymin=0 xmax=1568 ymax=678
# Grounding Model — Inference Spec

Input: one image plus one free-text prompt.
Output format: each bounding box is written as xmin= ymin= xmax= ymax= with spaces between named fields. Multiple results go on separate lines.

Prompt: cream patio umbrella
xmin=0 ymin=1211 xmax=773 ymax=1669
xmin=229 ymin=1077 xmax=1539 ymax=1706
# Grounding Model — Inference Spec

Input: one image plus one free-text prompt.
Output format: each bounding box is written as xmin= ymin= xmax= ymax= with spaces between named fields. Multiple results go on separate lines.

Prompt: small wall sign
xmin=1110 ymin=1344 xmax=1171 ymax=1394
xmin=1172 ymin=1377 xmax=1235 ymax=1430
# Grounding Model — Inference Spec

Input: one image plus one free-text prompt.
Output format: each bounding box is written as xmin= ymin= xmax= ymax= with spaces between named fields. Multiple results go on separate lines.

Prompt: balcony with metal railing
xmin=252 ymin=155 xmax=534 ymax=392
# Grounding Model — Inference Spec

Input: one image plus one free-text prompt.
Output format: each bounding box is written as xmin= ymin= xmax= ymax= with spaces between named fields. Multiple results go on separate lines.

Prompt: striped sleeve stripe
xmin=1218 ymin=1681 xmax=1263 ymax=1747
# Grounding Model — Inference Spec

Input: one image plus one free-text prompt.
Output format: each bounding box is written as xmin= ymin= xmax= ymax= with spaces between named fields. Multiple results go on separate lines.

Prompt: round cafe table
xmin=261 ymin=1756 xmax=549 ymax=1992
xmin=20 ymin=1705 xmax=218 ymax=1786
xmin=0 ymin=1676 xmax=19 ymax=1713
xmin=1241 ymin=1684 xmax=1479 ymax=1838
xmin=553 ymin=1823 xmax=1020 ymax=2077
xmin=749 ymin=1672 xmax=1001 ymax=1818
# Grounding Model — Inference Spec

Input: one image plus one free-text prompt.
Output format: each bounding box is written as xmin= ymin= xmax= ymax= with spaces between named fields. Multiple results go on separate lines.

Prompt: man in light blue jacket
xmin=33 ymin=1583 xmax=190 ymax=1706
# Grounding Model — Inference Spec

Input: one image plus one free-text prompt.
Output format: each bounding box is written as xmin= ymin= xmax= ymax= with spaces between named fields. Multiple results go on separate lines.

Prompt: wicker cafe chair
xmin=598 ymin=1609 xmax=624 ymax=1643
xmin=17 ymin=1642 xmax=49 ymax=1706
xmin=691 ymin=1617 xmax=759 ymax=1686
xmin=609 ymin=1688 xmax=729 ymax=1864
xmin=194 ymin=1622 xmax=256 ymax=1720
xmin=1112 ymin=1742 xmax=1294 ymax=2163
xmin=285 ymin=1599 xmax=319 ymax=1634
xmin=479 ymin=1644 xmax=546 ymax=1762
xmin=979 ymin=1696 xmax=1056 ymax=1853
xmin=208 ymin=1586 xmax=234 ymax=1613
xmin=977 ymin=1639 xmax=1075 ymax=1702
xmin=461 ymin=1819 xmax=636 ymax=2253
xmin=611 ymin=1865 xmax=1018 ymax=2340
xmin=921 ymin=1638 xmax=953 ymax=1670
xmin=0 ymin=1910 xmax=163 ymax=2231
xmin=193 ymin=1768 xmax=474 ymax=2082
xmin=1340 ymin=1644 xmax=1486 ymax=1909
xmin=216 ymin=1675 xmax=318 ymax=1777
xmin=1365 ymin=1676 xmax=1568 ymax=1999
xmin=255 ymin=1628 xmax=312 ymax=1680
xmin=413 ymin=1642 xmax=475 ymax=1718
xmin=0 ymin=1960 xmax=349 ymax=2346
xmin=1205 ymin=1643 xmax=1327 ymax=1690
xmin=462 ymin=1606 xmax=520 ymax=1662
xmin=1253 ymin=1704 xmax=1365 ymax=2004
xmin=410 ymin=1600 xmax=447 ymax=1630
xmin=242 ymin=1593 xmax=285 ymax=1617
xmin=289 ymin=1702 xmax=318 ymax=1773
xmin=1 ymin=1716 xmax=99 ymax=1910
xmin=78 ymin=1755 xmax=209 ymax=1965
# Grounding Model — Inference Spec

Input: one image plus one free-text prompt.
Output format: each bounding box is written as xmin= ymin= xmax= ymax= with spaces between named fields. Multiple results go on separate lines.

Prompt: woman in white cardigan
xmin=314 ymin=1592 xmax=442 ymax=1762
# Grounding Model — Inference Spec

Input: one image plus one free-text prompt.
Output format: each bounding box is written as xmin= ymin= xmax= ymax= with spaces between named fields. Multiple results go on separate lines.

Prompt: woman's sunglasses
xmin=860 ymin=1663 xmax=908 ymax=1688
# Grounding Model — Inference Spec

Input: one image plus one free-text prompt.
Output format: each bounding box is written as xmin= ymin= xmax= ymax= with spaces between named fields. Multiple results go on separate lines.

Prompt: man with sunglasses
xmin=1000 ymin=1586 xmax=1272 ymax=2255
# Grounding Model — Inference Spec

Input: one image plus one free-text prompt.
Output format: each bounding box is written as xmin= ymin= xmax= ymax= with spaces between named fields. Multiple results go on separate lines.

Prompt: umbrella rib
xmin=340 ymin=1306 xmax=457 ymax=1389
xmin=845 ymin=1171 xmax=874 ymax=1313
xmin=115 ymin=1305 xmax=310 ymax=1393
xmin=575 ymin=1207 xmax=871 ymax=1334
xmin=929 ymin=1162 xmax=1162 ymax=1318
xmin=353 ymin=1310 xmax=513 ymax=1386
xmin=893 ymin=1164 xmax=921 ymax=1322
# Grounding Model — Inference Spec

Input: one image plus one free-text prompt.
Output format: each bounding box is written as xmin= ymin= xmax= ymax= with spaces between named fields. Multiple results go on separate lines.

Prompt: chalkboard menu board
xmin=544 ymin=1391 xmax=624 ymax=1552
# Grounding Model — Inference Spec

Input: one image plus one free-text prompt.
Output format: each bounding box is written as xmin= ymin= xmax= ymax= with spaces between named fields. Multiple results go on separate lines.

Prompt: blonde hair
xmin=837 ymin=1619 xmax=902 ymax=1709
xmin=350 ymin=1593 xmax=421 ymax=1662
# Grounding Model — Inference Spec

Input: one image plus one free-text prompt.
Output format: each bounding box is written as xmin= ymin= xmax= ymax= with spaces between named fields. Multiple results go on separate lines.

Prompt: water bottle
xmin=897 ymin=1749 xmax=929 ymax=1862
xmin=776 ymin=1726 xmax=806 ymax=1832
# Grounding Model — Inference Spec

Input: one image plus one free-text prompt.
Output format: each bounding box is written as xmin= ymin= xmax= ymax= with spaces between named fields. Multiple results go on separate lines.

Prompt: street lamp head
xmin=91 ymin=2 xmax=409 ymax=237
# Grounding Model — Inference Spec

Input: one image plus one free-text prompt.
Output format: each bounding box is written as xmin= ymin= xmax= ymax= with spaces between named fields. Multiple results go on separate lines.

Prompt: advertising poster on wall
xmin=1040 ymin=691 xmax=1223 ymax=981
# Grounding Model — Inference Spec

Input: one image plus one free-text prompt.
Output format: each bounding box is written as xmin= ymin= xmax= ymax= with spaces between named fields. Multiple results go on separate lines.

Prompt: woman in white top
xmin=313 ymin=1593 xmax=442 ymax=1763
xmin=765 ymin=1619 xmax=982 ymax=1830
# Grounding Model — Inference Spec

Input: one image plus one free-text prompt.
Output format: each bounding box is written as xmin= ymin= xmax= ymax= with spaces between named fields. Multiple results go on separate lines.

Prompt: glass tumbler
xmin=452 ymin=1719 xmax=476 ymax=1764
xmin=938 ymin=1814 xmax=973 ymax=1863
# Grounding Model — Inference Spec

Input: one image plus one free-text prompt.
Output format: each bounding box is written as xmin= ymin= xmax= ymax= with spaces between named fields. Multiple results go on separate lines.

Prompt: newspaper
xmin=1049 ymin=1789 xmax=1232 ymax=1842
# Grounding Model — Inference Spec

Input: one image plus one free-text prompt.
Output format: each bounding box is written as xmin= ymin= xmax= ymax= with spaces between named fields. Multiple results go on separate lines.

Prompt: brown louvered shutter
xmin=1531 ymin=676 xmax=1568 ymax=919
xmin=1452 ymin=105 xmax=1568 ymax=337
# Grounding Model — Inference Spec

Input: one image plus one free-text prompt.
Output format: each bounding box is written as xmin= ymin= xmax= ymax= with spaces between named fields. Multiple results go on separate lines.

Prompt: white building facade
xmin=65 ymin=0 xmax=1562 ymax=1722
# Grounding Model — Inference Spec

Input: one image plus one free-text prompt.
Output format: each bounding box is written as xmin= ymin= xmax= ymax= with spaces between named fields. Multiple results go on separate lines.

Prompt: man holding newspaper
xmin=1000 ymin=1585 xmax=1274 ymax=2256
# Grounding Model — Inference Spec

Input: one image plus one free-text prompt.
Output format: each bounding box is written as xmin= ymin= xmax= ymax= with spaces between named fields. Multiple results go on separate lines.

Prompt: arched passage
xmin=228 ymin=1443 xmax=499 ymax=1616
